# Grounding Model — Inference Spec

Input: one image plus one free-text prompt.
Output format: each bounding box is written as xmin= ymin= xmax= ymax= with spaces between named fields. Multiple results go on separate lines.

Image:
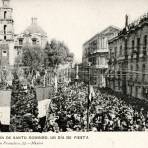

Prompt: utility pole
xmin=75 ymin=64 xmax=79 ymax=85
xmin=87 ymin=62 xmax=91 ymax=132
xmin=122 ymin=14 xmax=129 ymax=95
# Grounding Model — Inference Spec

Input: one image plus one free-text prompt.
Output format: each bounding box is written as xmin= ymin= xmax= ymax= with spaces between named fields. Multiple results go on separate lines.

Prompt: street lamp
xmin=75 ymin=64 xmax=79 ymax=85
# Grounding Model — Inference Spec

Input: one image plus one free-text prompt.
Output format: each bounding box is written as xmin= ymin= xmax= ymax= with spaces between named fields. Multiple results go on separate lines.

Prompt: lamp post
xmin=75 ymin=64 xmax=79 ymax=85
xmin=87 ymin=62 xmax=91 ymax=132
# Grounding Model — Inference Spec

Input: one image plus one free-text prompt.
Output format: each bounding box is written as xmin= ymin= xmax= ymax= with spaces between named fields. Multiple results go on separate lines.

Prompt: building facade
xmin=14 ymin=17 xmax=48 ymax=65
xmin=107 ymin=14 xmax=148 ymax=99
xmin=14 ymin=17 xmax=48 ymax=51
xmin=82 ymin=26 xmax=120 ymax=87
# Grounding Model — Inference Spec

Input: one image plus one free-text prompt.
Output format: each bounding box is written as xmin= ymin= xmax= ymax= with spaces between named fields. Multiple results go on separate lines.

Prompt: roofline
xmin=100 ymin=25 xmax=121 ymax=34
xmin=83 ymin=25 xmax=121 ymax=47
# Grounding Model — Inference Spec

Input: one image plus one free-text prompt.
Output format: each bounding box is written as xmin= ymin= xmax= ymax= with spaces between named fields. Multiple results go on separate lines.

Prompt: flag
xmin=89 ymin=85 xmax=95 ymax=102
xmin=88 ymin=85 xmax=95 ymax=108
xmin=36 ymin=87 xmax=51 ymax=118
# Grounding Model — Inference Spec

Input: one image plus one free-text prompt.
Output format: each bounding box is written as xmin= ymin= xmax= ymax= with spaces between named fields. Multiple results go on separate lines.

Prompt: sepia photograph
xmin=0 ymin=0 xmax=148 ymax=134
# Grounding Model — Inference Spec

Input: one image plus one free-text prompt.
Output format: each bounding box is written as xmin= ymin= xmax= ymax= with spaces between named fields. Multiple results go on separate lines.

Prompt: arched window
xmin=137 ymin=38 xmax=140 ymax=53
xmin=144 ymin=35 xmax=147 ymax=49
xmin=32 ymin=38 xmax=37 ymax=45
xmin=4 ymin=11 xmax=7 ymax=19
xmin=4 ymin=25 xmax=7 ymax=34
xmin=132 ymin=40 xmax=134 ymax=51
xmin=136 ymin=64 xmax=139 ymax=80
xmin=19 ymin=39 xmax=23 ymax=45
xmin=142 ymin=64 xmax=145 ymax=82
xmin=120 ymin=45 xmax=122 ymax=55
xmin=130 ymin=65 xmax=133 ymax=79
xmin=4 ymin=25 xmax=7 ymax=40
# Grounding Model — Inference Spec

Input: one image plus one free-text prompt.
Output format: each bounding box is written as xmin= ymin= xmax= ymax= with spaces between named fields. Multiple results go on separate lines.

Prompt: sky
xmin=4 ymin=0 xmax=148 ymax=62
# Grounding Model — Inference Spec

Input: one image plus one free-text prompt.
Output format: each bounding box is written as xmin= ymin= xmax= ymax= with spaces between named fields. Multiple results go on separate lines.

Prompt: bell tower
xmin=0 ymin=0 xmax=15 ymax=67
xmin=0 ymin=0 xmax=14 ymax=41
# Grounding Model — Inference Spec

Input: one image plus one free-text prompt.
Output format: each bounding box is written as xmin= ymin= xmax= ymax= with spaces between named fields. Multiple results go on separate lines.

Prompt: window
xmin=32 ymin=38 xmax=37 ymax=45
xmin=92 ymin=57 xmax=96 ymax=65
xmin=102 ymin=38 xmax=104 ymax=48
xmin=120 ymin=45 xmax=122 ymax=55
xmin=142 ymin=64 xmax=145 ymax=82
xmin=143 ymin=35 xmax=147 ymax=54
xmin=117 ymin=71 xmax=120 ymax=79
xmin=132 ymin=40 xmax=134 ymax=51
xmin=137 ymin=38 xmax=140 ymax=53
xmin=4 ymin=25 xmax=7 ymax=35
xmin=4 ymin=11 xmax=7 ymax=19
xmin=114 ymin=47 xmax=117 ymax=58
xmin=135 ymin=86 xmax=138 ymax=98
xmin=136 ymin=64 xmax=139 ymax=80
xmin=130 ymin=86 xmax=133 ymax=96
xmin=143 ymin=87 xmax=148 ymax=98
xmin=130 ymin=65 xmax=133 ymax=79
xmin=19 ymin=39 xmax=23 ymax=45
xmin=2 ymin=50 xmax=7 ymax=56
xmin=144 ymin=35 xmax=147 ymax=48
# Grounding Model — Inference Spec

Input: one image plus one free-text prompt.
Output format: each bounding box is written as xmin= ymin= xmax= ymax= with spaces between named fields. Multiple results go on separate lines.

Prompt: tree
xmin=20 ymin=44 xmax=45 ymax=86
xmin=44 ymin=39 xmax=74 ymax=92
xmin=21 ymin=44 xmax=44 ymax=75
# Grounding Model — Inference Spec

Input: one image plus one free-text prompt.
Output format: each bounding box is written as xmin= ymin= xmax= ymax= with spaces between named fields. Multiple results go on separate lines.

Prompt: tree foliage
xmin=22 ymin=44 xmax=44 ymax=71
xmin=44 ymin=39 xmax=74 ymax=68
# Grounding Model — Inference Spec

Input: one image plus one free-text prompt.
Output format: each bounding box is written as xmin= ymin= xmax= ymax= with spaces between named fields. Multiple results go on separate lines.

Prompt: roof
xmin=24 ymin=17 xmax=47 ymax=37
xmin=83 ymin=26 xmax=120 ymax=46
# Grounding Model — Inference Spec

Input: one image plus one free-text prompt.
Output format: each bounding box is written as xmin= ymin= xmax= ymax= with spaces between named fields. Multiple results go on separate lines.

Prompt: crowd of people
xmin=44 ymin=82 xmax=148 ymax=132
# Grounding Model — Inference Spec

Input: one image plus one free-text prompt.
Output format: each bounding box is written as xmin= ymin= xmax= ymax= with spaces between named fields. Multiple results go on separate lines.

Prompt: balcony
xmin=89 ymin=49 xmax=108 ymax=55
xmin=96 ymin=49 xmax=108 ymax=53
xmin=14 ymin=42 xmax=23 ymax=47
xmin=95 ymin=64 xmax=108 ymax=69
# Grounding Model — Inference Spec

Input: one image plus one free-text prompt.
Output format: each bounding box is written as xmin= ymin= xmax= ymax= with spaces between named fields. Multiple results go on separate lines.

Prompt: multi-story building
xmin=107 ymin=14 xmax=148 ymax=99
xmin=82 ymin=26 xmax=120 ymax=87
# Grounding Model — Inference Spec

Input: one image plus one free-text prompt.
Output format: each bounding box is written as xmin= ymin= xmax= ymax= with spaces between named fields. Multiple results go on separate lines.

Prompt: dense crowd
xmin=10 ymin=73 xmax=39 ymax=132
xmin=44 ymin=82 xmax=148 ymax=132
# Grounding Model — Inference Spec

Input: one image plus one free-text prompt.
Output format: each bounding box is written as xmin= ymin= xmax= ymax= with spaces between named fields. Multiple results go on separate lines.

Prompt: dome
xmin=24 ymin=18 xmax=47 ymax=37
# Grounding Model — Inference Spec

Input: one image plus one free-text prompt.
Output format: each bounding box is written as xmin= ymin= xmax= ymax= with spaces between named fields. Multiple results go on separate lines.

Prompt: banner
xmin=36 ymin=87 xmax=52 ymax=118
xmin=0 ymin=90 xmax=11 ymax=125
xmin=38 ymin=99 xmax=51 ymax=118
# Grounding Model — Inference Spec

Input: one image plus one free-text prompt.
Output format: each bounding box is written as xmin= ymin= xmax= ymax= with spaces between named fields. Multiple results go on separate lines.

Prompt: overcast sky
xmin=4 ymin=0 xmax=148 ymax=62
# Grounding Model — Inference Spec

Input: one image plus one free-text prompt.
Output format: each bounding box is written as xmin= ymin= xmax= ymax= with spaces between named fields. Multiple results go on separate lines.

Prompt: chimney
xmin=125 ymin=14 xmax=128 ymax=27
xmin=31 ymin=17 xmax=37 ymax=25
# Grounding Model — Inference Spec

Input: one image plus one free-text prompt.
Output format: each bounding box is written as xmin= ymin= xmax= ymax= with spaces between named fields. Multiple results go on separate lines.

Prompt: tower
xmin=0 ymin=0 xmax=14 ymax=41
xmin=0 ymin=0 xmax=15 ymax=67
